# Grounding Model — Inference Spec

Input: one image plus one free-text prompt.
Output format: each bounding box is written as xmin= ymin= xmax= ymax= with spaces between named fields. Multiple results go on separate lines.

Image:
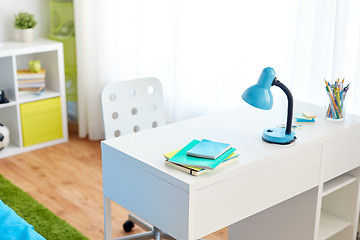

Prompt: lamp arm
xmin=272 ymin=78 xmax=293 ymax=135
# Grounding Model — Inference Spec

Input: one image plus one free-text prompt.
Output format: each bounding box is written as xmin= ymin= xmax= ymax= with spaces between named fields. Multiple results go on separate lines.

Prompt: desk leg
xmin=104 ymin=196 xmax=112 ymax=240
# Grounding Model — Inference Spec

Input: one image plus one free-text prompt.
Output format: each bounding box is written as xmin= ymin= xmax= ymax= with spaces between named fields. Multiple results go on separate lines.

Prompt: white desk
xmin=102 ymin=100 xmax=360 ymax=240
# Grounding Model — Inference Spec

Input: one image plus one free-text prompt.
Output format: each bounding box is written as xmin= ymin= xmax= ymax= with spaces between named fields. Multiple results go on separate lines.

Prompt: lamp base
xmin=262 ymin=127 xmax=296 ymax=145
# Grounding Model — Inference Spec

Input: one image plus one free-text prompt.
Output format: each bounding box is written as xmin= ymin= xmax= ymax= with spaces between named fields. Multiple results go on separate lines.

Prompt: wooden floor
xmin=0 ymin=127 xmax=227 ymax=240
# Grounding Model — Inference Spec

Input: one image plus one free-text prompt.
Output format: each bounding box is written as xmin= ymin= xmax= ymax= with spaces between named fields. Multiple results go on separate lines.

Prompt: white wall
xmin=0 ymin=0 xmax=50 ymax=41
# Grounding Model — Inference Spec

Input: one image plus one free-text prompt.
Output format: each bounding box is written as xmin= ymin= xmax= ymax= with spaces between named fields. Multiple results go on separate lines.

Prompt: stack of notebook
xmin=164 ymin=139 xmax=239 ymax=176
xmin=295 ymin=112 xmax=316 ymax=123
xmin=17 ymin=69 xmax=46 ymax=95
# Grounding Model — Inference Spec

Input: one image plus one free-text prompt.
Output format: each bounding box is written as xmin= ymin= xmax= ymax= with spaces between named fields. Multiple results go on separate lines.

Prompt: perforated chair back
xmin=101 ymin=77 xmax=166 ymax=140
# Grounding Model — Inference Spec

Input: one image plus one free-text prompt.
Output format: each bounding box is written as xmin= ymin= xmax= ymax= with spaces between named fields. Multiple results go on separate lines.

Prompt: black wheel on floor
xmin=123 ymin=220 xmax=135 ymax=232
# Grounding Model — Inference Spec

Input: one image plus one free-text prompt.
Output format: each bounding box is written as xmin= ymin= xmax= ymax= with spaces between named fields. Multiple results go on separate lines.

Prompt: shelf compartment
xmin=16 ymin=50 xmax=60 ymax=93
xmin=320 ymin=172 xmax=359 ymax=240
xmin=0 ymin=106 xmax=21 ymax=149
xmin=318 ymin=210 xmax=351 ymax=240
xmin=0 ymin=56 xmax=16 ymax=102
xmin=322 ymin=174 xmax=356 ymax=197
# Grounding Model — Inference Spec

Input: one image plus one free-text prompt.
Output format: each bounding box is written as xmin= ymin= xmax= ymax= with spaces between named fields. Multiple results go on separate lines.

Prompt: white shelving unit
xmin=318 ymin=172 xmax=360 ymax=240
xmin=0 ymin=38 xmax=68 ymax=158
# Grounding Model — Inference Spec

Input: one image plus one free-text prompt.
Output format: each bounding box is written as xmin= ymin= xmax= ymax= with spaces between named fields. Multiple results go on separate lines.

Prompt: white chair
xmin=101 ymin=77 xmax=174 ymax=240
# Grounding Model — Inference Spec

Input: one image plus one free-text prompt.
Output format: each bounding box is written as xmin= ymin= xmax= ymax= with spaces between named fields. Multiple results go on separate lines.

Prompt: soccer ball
xmin=0 ymin=123 xmax=9 ymax=150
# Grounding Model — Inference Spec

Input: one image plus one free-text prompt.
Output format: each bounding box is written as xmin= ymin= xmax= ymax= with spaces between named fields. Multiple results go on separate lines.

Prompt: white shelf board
xmin=0 ymin=137 xmax=67 ymax=159
xmin=318 ymin=210 xmax=351 ymax=240
xmin=0 ymin=101 xmax=16 ymax=109
xmin=322 ymin=174 xmax=356 ymax=197
xmin=0 ymin=38 xmax=61 ymax=57
xmin=0 ymin=144 xmax=21 ymax=159
xmin=18 ymin=89 xmax=60 ymax=104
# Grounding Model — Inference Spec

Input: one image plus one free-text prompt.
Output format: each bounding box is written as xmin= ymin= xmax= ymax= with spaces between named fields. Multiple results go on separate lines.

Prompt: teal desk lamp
xmin=242 ymin=67 xmax=296 ymax=144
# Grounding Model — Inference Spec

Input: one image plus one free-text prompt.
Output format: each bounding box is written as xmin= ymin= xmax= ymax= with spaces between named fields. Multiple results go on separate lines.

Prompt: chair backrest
xmin=101 ymin=77 xmax=166 ymax=140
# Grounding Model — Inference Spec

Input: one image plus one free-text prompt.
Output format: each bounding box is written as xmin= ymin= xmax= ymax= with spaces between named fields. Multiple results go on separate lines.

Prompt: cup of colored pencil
xmin=324 ymin=78 xmax=349 ymax=121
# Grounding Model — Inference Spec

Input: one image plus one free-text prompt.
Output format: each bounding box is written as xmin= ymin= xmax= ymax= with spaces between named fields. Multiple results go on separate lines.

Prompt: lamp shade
xmin=241 ymin=67 xmax=276 ymax=110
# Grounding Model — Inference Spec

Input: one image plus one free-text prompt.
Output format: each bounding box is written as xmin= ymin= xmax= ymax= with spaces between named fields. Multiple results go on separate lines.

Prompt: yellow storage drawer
xmin=20 ymin=97 xmax=63 ymax=147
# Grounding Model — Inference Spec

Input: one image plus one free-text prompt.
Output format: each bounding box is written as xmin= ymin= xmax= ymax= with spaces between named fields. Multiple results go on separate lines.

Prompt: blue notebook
xmin=187 ymin=139 xmax=231 ymax=159
xmin=168 ymin=140 xmax=236 ymax=170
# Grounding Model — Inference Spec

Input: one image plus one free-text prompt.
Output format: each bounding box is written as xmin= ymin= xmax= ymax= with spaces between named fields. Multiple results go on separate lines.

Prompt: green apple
xmin=29 ymin=60 xmax=41 ymax=73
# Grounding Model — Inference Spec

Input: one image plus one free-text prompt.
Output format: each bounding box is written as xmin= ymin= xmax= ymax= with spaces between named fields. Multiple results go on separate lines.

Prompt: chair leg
xmin=128 ymin=213 xmax=153 ymax=231
xmin=120 ymin=214 xmax=193 ymax=240
xmin=113 ymin=231 xmax=154 ymax=240
xmin=162 ymin=233 xmax=176 ymax=240
xmin=113 ymin=228 xmax=176 ymax=240
xmin=154 ymin=227 xmax=161 ymax=240
xmin=114 ymin=226 xmax=205 ymax=240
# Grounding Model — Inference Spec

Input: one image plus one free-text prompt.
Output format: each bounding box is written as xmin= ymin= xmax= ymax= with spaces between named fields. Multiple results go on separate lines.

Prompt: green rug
xmin=0 ymin=175 xmax=89 ymax=240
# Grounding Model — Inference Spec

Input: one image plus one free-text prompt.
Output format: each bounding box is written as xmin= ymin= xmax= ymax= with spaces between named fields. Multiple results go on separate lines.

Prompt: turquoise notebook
xmin=168 ymin=140 xmax=236 ymax=170
xmin=187 ymin=139 xmax=231 ymax=159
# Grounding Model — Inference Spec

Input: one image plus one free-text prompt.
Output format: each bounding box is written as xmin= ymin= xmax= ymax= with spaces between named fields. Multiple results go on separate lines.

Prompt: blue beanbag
xmin=0 ymin=200 xmax=45 ymax=240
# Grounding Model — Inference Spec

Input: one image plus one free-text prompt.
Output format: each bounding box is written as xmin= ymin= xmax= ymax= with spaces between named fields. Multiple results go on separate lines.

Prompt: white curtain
xmin=74 ymin=0 xmax=360 ymax=140
xmin=289 ymin=0 xmax=360 ymax=116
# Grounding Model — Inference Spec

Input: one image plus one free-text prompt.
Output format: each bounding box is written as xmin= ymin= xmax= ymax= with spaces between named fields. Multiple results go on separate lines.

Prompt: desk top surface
xmin=102 ymin=100 xmax=360 ymax=192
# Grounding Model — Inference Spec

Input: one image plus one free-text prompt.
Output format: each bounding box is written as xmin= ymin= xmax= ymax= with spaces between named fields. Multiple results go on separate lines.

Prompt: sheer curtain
xmin=74 ymin=0 xmax=360 ymax=140
xmin=289 ymin=0 xmax=360 ymax=116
